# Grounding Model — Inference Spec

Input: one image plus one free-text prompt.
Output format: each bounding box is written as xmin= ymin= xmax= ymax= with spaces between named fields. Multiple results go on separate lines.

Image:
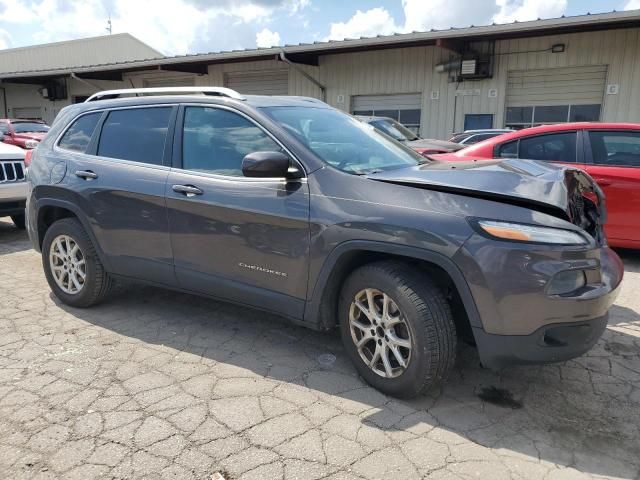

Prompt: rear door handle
xmin=75 ymin=170 xmax=98 ymax=180
xmin=172 ymin=184 xmax=203 ymax=197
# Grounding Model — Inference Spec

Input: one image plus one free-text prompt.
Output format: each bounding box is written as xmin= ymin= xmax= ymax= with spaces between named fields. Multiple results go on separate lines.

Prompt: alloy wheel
xmin=49 ymin=234 xmax=86 ymax=295
xmin=348 ymin=288 xmax=413 ymax=378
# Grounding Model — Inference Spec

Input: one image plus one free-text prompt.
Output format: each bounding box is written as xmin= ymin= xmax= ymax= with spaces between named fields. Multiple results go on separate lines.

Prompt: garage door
xmin=225 ymin=70 xmax=288 ymax=95
xmin=505 ymin=65 xmax=607 ymax=129
xmin=12 ymin=107 xmax=43 ymax=120
xmin=143 ymin=76 xmax=195 ymax=88
xmin=351 ymin=93 xmax=422 ymax=132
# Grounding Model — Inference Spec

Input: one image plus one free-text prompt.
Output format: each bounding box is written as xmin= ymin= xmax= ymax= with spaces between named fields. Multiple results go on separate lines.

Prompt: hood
xmin=14 ymin=132 xmax=46 ymax=141
xmin=366 ymin=158 xmax=605 ymax=238
xmin=407 ymin=138 xmax=464 ymax=152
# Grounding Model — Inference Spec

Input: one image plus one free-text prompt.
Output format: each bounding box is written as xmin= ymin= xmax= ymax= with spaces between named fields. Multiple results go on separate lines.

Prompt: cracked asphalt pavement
xmin=1 ymin=217 xmax=639 ymax=480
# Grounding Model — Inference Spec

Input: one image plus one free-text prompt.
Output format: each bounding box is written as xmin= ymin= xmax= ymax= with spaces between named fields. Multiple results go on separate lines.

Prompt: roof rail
xmin=85 ymin=86 xmax=245 ymax=102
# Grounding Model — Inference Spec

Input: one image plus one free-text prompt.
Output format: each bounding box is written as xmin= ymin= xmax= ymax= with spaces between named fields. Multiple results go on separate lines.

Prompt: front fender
xmin=303 ymin=240 xmax=482 ymax=330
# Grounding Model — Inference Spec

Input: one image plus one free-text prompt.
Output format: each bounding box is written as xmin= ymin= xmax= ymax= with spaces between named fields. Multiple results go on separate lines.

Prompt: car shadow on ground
xmin=0 ymin=218 xmax=31 ymax=254
xmin=50 ymin=274 xmax=640 ymax=479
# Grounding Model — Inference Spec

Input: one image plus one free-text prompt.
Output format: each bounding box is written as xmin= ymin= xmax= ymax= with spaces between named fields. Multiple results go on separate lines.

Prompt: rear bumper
xmin=473 ymin=315 xmax=608 ymax=369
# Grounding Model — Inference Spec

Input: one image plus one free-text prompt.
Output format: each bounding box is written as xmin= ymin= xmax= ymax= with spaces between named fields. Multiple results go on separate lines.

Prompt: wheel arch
xmin=35 ymin=198 xmax=111 ymax=271
xmin=303 ymin=241 xmax=482 ymax=338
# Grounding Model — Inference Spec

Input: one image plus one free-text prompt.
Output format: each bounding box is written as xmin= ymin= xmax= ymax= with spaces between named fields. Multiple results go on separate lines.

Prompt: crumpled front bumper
xmin=453 ymin=235 xmax=623 ymax=369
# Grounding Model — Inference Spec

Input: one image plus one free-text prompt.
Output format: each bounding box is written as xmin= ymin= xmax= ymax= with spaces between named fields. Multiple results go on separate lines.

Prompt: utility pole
xmin=106 ymin=15 xmax=112 ymax=35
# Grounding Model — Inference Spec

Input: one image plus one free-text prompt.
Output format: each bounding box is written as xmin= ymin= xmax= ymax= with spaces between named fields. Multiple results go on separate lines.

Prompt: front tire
xmin=11 ymin=213 xmax=25 ymax=230
xmin=42 ymin=218 xmax=112 ymax=308
xmin=339 ymin=261 xmax=457 ymax=398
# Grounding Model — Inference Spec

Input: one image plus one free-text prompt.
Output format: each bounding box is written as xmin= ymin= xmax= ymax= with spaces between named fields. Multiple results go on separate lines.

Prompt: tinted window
xmin=97 ymin=107 xmax=172 ymax=165
xmin=182 ymin=107 xmax=282 ymax=176
xmin=506 ymin=107 xmax=533 ymax=125
xmin=498 ymin=140 xmax=518 ymax=158
xmin=570 ymin=104 xmax=601 ymax=122
xmin=0 ymin=123 xmax=9 ymax=135
xmin=58 ymin=112 xmax=101 ymax=153
xmin=589 ymin=131 xmax=640 ymax=167
xmin=13 ymin=122 xmax=49 ymax=133
xmin=519 ymin=132 xmax=577 ymax=163
xmin=533 ymin=106 xmax=569 ymax=123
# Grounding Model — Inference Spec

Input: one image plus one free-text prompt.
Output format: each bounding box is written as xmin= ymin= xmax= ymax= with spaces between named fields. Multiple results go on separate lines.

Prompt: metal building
xmin=0 ymin=10 xmax=639 ymax=139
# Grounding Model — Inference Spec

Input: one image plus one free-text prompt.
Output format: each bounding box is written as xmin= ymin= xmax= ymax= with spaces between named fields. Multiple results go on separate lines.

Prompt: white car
xmin=0 ymin=141 xmax=27 ymax=229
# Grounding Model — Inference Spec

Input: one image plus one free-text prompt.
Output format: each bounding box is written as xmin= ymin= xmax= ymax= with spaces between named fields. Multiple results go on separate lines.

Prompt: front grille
xmin=0 ymin=160 xmax=26 ymax=183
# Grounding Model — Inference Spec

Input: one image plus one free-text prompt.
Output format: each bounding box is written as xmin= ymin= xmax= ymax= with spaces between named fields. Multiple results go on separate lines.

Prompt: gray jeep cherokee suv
xmin=26 ymin=87 xmax=623 ymax=398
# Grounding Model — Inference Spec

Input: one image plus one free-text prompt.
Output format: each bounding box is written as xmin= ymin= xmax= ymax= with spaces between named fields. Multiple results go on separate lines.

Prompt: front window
xmin=368 ymin=118 xmax=419 ymax=142
xmin=262 ymin=106 xmax=426 ymax=175
xmin=12 ymin=122 xmax=50 ymax=133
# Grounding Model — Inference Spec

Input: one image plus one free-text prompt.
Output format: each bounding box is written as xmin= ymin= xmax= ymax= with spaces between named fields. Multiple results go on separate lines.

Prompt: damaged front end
xmin=366 ymin=158 xmax=608 ymax=245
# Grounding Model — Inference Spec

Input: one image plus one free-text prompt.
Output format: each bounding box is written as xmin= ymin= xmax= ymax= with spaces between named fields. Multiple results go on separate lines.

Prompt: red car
xmin=433 ymin=122 xmax=640 ymax=249
xmin=0 ymin=119 xmax=50 ymax=150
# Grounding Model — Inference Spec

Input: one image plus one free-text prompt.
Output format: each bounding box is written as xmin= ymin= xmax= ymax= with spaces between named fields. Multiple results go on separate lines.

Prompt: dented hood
xmin=366 ymin=158 xmax=605 ymax=221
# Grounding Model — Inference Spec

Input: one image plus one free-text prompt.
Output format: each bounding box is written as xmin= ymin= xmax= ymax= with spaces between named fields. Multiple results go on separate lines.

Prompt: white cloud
xmin=624 ymin=0 xmax=640 ymax=9
xmin=256 ymin=28 xmax=281 ymax=47
xmin=0 ymin=28 xmax=11 ymax=49
xmin=327 ymin=0 xmax=569 ymax=41
xmin=0 ymin=0 xmax=306 ymax=55
xmin=326 ymin=7 xmax=401 ymax=40
xmin=494 ymin=0 xmax=568 ymax=24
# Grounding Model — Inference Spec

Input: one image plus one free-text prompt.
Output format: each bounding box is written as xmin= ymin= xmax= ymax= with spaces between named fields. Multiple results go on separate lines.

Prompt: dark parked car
xmin=26 ymin=87 xmax=622 ymax=398
xmin=449 ymin=129 xmax=513 ymax=145
xmin=356 ymin=115 xmax=464 ymax=156
xmin=0 ymin=118 xmax=50 ymax=149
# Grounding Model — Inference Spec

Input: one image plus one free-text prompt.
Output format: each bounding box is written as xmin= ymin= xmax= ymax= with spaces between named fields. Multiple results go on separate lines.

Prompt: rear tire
xmin=11 ymin=213 xmax=25 ymax=230
xmin=339 ymin=261 xmax=457 ymax=398
xmin=42 ymin=218 xmax=112 ymax=308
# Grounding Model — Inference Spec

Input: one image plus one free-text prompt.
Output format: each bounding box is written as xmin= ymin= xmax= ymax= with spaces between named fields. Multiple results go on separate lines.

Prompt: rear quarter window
xmin=58 ymin=112 xmax=102 ymax=153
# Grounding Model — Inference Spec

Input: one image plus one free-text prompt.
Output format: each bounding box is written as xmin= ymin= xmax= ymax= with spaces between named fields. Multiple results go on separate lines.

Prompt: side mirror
xmin=242 ymin=151 xmax=293 ymax=178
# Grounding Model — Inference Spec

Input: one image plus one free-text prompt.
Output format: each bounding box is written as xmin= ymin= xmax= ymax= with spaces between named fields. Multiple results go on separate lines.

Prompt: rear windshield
xmin=369 ymin=119 xmax=419 ymax=142
xmin=12 ymin=122 xmax=49 ymax=133
xmin=261 ymin=106 xmax=426 ymax=175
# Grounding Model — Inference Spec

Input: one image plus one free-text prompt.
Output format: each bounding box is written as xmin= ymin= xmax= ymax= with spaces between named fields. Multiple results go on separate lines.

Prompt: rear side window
xmin=518 ymin=132 xmax=577 ymax=163
xmin=58 ymin=112 xmax=101 ymax=153
xmin=97 ymin=107 xmax=172 ymax=165
xmin=589 ymin=131 xmax=640 ymax=167
xmin=182 ymin=106 xmax=282 ymax=176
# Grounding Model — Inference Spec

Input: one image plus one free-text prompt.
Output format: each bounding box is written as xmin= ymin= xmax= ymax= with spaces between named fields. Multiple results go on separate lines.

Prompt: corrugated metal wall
xmin=3 ymin=27 xmax=639 ymax=137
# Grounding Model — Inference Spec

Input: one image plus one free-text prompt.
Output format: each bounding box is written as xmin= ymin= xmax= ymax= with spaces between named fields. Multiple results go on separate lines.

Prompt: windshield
xmin=12 ymin=122 xmax=49 ymax=134
xmin=369 ymin=118 xmax=419 ymax=142
xmin=261 ymin=106 xmax=426 ymax=175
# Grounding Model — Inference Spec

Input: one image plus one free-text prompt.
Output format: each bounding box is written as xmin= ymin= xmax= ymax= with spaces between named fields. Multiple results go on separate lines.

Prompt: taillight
xmin=24 ymin=149 xmax=33 ymax=167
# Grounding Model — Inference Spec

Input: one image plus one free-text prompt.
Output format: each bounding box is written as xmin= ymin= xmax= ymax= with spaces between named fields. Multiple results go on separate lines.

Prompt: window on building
xmin=518 ymin=132 xmax=578 ymax=163
xmin=182 ymin=106 xmax=283 ymax=176
xmin=97 ymin=107 xmax=172 ymax=165
xmin=464 ymin=114 xmax=493 ymax=131
xmin=505 ymin=104 xmax=600 ymax=129
xmin=58 ymin=112 xmax=102 ymax=153
xmin=589 ymin=131 xmax=640 ymax=167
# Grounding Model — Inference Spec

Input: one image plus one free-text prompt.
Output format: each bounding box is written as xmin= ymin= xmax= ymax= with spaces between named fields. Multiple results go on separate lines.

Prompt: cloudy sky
xmin=0 ymin=0 xmax=638 ymax=56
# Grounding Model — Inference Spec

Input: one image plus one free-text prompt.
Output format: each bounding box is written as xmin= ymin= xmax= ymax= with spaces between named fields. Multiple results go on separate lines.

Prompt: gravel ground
xmin=0 ymin=217 xmax=639 ymax=480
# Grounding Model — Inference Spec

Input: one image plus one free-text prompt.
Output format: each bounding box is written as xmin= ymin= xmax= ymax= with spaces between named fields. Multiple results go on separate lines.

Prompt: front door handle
xmin=172 ymin=184 xmax=203 ymax=197
xmin=75 ymin=170 xmax=98 ymax=180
